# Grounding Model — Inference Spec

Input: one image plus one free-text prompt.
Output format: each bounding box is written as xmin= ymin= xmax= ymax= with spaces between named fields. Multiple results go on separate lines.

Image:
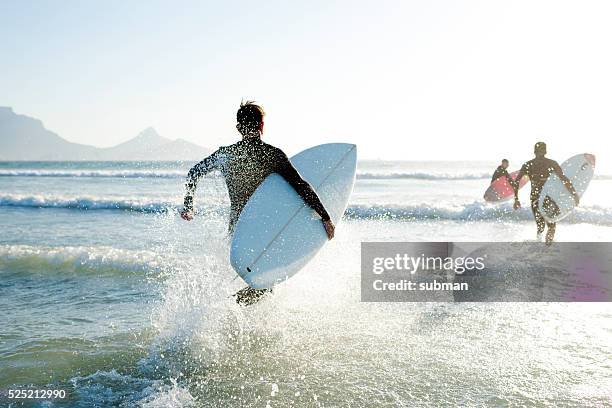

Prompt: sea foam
xmin=0 ymin=244 xmax=165 ymax=275
xmin=2 ymin=194 xmax=612 ymax=225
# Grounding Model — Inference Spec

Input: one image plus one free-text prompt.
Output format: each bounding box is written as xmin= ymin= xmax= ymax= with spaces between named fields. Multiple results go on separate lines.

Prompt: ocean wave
xmin=356 ymin=172 xmax=491 ymax=180
xmin=69 ymin=370 xmax=194 ymax=408
xmin=357 ymin=172 xmax=612 ymax=181
xmin=0 ymin=244 xmax=165 ymax=275
xmin=0 ymin=194 xmax=178 ymax=213
xmin=346 ymin=202 xmax=612 ymax=225
xmin=0 ymin=169 xmax=186 ymax=178
xmin=3 ymin=168 xmax=612 ymax=181
xmin=0 ymin=169 xmax=496 ymax=180
xmin=0 ymin=169 xmax=490 ymax=180
xmin=2 ymin=194 xmax=611 ymax=225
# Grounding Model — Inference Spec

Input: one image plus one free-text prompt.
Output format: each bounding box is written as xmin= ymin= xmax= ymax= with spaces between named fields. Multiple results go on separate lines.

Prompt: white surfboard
xmin=230 ymin=143 xmax=357 ymax=289
xmin=538 ymin=153 xmax=596 ymax=223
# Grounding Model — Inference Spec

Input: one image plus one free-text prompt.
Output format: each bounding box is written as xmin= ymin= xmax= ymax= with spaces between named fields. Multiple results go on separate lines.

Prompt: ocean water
xmin=1 ymin=160 xmax=611 ymax=407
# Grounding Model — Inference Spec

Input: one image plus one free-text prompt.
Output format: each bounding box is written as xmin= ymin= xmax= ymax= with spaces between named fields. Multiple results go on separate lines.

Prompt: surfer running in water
xmin=181 ymin=101 xmax=335 ymax=305
xmin=512 ymin=142 xmax=579 ymax=245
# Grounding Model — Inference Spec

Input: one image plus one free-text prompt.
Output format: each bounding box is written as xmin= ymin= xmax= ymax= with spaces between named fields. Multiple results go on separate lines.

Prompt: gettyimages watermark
xmin=361 ymin=242 xmax=612 ymax=302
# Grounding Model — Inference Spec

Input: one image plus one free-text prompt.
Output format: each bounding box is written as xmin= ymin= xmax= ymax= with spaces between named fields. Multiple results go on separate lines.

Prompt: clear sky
xmin=1 ymin=0 xmax=611 ymax=169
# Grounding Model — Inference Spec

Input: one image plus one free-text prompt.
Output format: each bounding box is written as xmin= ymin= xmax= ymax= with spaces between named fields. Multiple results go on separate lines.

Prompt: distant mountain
xmin=96 ymin=127 xmax=211 ymax=160
xmin=101 ymin=127 xmax=171 ymax=158
xmin=0 ymin=106 xmax=99 ymax=160
xmin=0 ymin=107 xmax=211 ymax=161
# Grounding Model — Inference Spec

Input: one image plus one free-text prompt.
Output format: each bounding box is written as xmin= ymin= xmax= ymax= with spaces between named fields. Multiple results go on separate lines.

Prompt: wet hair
xmin=236 ymin=100 xmax=265 ymax=135
xmin=501 ymin=159 xmax=509 ymax=164
xmin=534 ymin=141 xmax=547 ymax=155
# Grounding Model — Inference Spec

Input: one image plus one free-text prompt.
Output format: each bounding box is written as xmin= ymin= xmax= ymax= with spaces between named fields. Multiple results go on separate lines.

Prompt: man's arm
xmin=490 ymin=167 xmax=507 ymax=183
xmin=552 ymin=161 xmax=579 ymax=205
xmin=276 ymin=156 xmax=331 ymax=220
xmin=502 ymin=169 xmax=517 ymax=188
xmin=512 ymin=165 xmax=527 ymax=209
xmin=181 ymin=152 xmax=219 ymax=220
xmin=275 ymin=152 xmax=334 ymax=239
xmin=513 ymin=166 xmax=526 ymax=200
xmin=491 ymin=168 xmax=501 ymax=183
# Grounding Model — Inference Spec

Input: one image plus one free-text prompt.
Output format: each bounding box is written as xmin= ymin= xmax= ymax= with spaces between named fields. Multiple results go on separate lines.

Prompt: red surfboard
xmin=484 ymin=170 xmax=528 ymax=202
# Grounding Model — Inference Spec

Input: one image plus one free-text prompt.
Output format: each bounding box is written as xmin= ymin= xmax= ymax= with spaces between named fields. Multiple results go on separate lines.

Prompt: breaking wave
xmin=356 ymin=172 xmax=490 ymax=180
xmin=345 ymin=202 xmax=612 ymax=225
xmin=1 ymin=169 xmax=492 ymax=180
xmin=2 ymin=194 xmax=611 ymax=225
xmin=0 ymin=169 xmax=504 ymax=181
xmin=0 ymin=194 xmax=178 ymax=213
xmin=357 ymin=172 xmax=612 ymax=180
xmin=68 ymin=370 xmax=194 ymax=408
xmin=0 ymin=244 xmax=165 ymax=276
xmin=3 ymin=169 xmax=612 ymax=181
xmin=0 ymin=169 xmax=186 ymax=178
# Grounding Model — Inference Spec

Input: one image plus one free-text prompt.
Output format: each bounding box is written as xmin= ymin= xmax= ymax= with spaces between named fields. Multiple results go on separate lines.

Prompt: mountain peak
xmin=131 ymin=127 xmax=165 ymax=143
xmin=108 ymin=127 xmax=170 ymax=155
xmin=136 ymin=127 xmax=159 ymax=138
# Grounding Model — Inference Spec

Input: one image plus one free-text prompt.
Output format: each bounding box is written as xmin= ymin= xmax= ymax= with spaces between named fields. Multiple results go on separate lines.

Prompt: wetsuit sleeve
xmin=183 ymin=151 xmax=219 ymax=212
xmin=502 ymin=169 xmax=517 ymax=189
xmin=275 ymin=152 xmax=331 ymax=221
xmin=491 ymin=167 xmax=510 ymax=183
xmin=513 ymin=164 xmax=527 ymax=199
xmin=551 ymin=161 xmax=577 ymax=197
xmin=491 ymin=168 xmax=501 ymax=183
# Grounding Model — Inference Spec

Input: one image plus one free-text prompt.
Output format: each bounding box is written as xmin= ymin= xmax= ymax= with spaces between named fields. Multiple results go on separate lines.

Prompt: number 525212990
xmin=7 ymin=389 xmax=67 ymax=399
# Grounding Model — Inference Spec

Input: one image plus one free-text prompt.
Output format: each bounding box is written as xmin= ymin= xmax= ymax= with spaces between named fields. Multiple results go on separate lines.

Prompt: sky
xmin=1 ymin=0 xmax=612 ymax=169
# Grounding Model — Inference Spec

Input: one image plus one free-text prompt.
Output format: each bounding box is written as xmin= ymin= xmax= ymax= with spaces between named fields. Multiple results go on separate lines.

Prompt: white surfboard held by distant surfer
xmin=230 ymin=143 xmax=357 ymax=289
xmin=538 ymin=153 xmax=596 ymax=223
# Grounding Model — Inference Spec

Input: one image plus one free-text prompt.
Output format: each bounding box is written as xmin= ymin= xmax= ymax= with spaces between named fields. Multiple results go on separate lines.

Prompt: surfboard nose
xmin=585 ymin=153 xmax=596 ymax=167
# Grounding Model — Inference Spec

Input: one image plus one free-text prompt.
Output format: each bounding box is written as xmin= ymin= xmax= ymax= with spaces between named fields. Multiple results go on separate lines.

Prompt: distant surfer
xmin=490 ymin=159 xmax=514 ymax=184
xmin=512 ymin=142 xmax=579 ymax=244
xmin=180 ymin=101 xmax=335 ymax=305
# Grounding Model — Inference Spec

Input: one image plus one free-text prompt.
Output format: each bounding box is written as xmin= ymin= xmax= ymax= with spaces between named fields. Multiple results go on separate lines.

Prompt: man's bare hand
xmin=513 ymin=199 xmax=521 ymax=210
xmin=180 ymin=210 xmax=194 ymax=221
xmin=322 ymin=219 xmax=335 ymax=240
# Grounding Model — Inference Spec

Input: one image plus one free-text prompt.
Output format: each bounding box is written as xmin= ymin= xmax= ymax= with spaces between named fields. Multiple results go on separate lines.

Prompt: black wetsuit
xmin=491 ymin=166 xmax=511 ymax=183
xmin=514 ymin=157 xmax=576 ymax=238
xmin=184 ymin=137 xmax=330 ymax=233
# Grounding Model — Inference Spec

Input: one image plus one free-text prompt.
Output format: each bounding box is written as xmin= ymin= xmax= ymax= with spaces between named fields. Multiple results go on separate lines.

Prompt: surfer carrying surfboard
xmin=180 ymin=101 xmax=335 ymax=304
xmin=180 ymin=101 xmax=334 ymax=238
xmin=512 ymin=142 xmax=579 ymax=244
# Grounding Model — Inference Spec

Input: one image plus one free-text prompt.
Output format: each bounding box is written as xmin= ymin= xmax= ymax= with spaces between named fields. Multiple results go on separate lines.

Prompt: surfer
xmin=512 ymin=142 xmax=579 ymax=244
xmin=491 ymin=159 xmax=514 ymax=185
xmin=180 ymin=101 xmax=335 ymax=304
